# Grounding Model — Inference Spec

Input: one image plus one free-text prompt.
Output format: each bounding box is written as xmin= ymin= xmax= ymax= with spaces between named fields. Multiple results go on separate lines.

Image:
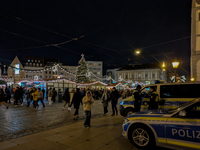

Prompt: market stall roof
xmin=16 ymin=78 xmax=76 ymax=84
xmin=77 ymin=81 xmax=107 ymax=86
xmin=107 ymin=83 xmax=126 ymax=87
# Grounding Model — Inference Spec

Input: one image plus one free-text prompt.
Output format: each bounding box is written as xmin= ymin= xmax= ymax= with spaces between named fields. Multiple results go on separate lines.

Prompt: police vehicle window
xmin=160 ymin=84 xmax=200 ymax=98
xmin=173 ymin=102 xmax=200 ymax=118
xmin=141 ymin=86 xmax=156 ymax=98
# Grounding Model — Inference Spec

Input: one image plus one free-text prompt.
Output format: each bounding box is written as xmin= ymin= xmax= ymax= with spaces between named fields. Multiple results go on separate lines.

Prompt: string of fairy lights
xmin=0 ymin=62 xmax=145 ymax=86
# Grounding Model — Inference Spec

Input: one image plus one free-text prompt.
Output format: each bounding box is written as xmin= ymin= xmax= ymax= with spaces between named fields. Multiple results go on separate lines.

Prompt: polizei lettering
xmin=172 ymin=129 xmax=200 ymax=139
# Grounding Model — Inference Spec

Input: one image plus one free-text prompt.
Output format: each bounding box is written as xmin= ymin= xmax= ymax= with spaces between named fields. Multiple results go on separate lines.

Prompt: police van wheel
xmin=125 ymin=109 xmax=134 ymax=116
xmin=129 ymin=124 xmax=155 ymax=149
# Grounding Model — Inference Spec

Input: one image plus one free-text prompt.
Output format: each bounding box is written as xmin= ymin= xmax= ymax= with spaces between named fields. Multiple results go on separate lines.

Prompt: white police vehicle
xmin=122 ymin=98 xmax=200 ymax=149
xmin=120 ymin=82 xmax=200 ymax=117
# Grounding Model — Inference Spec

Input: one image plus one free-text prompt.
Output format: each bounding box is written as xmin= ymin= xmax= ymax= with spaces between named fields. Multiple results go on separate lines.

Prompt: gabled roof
xmin=10 ymin=56 xmax=24 ymax=69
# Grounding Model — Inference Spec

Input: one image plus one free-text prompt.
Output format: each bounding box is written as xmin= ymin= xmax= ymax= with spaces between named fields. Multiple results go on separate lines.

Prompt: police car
xmin=122 ymin=98 xmax=200 ymax=149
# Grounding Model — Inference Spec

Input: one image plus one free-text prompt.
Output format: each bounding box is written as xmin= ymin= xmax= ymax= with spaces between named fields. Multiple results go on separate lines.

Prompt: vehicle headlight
xmin=123 ymin=118 xmax=129 ymax=124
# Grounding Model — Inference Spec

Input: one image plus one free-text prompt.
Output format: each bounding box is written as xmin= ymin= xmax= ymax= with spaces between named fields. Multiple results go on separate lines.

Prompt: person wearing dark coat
xmin=110 ymin=87 xmax=119 ymax=116
xmin=5 ymin=86 xmax=11 ymax=103
xmin=62 ymin=88 xmax=70 ymax=110
xmin=70 ymin=88 xmax=82 ymax=119
xmin=52 ymin=88 xmax=57 ymax=103
xmin=14 ymin=87 xmax=23 ymax=107
xmin=0 ymin=88 xmax=9 ymax=109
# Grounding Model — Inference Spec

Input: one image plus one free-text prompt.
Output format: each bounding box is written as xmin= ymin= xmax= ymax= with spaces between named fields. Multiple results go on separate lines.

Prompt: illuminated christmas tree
xmin=75 ymin=54 xmax=90 ymax=83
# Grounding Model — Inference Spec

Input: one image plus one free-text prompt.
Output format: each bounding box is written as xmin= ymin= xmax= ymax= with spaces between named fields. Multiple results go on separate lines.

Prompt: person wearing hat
xmin=132 ymin=85 xmax=142 ymax=112
xmin=148 ymin=87 xmax=159 ymax=110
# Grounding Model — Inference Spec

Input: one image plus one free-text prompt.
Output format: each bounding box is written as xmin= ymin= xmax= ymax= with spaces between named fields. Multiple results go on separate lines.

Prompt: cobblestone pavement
xmin=0 ymin=98 xmax=123 ymax=142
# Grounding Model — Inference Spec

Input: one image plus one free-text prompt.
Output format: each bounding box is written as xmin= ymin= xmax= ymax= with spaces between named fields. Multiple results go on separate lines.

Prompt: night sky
xmin=0 ymin=0 xmax=192 ymax=76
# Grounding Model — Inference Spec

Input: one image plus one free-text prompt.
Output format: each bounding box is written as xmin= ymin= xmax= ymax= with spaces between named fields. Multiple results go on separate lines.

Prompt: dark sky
xmin=0 ymin=0 xmax=192 ymax=76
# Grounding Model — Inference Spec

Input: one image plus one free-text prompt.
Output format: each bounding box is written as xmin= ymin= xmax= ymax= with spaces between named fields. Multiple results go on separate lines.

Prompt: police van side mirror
xmin=179 ymin=110 xmax=186 ymax=117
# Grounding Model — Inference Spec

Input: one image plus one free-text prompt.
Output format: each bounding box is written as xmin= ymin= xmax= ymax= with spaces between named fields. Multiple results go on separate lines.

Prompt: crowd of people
xmin=0 ymin=85 xmax=134 ymax=128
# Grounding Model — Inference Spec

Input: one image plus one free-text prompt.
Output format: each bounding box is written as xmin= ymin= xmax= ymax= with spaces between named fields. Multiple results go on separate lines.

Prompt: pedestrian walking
xmin=19 ymin=86 xmax=24 ymax=104
xmin=37 ymin=88 xmax=45 ymax=107
xmin=110 ymin=87 xmax=119 ymax=116
xmin=68 ymin=89 xmax=75 ymax=111
xmin=42 ymin=88 xmax=45 ymax=99
xmin=71 ymin=88 xmax=82 ymax=120
xmin=101 ymin=89 xmax=110 ymax=115
xmin=132 ymin=85 xmax=142 ymax=112
xmin=48 ymin=88 xmax=53 ymax=105
xmin=5 ymin=86 xmax=11 ymax=103
xmin=62 ymin=88 xmax=70 ymax=110
xmin=82 ymin=90 xmax=94 ymax=128
xmin=14 ymin=87 xmax=23 ymax=107
xmin=52 ymin=88 xmax=57 ymax=103
xmin=26 ymin=88 xmax=34 ymax=107
xmin=32 ymin=88 xmax=38 ymax=108
xmin=148 ymin=87 xmax=159 ymax=110
xmin=0 ymin=88 xmax=9 ymax=109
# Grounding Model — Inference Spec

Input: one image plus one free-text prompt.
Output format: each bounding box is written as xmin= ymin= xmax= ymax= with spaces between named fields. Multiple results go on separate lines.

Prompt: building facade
xmin=191 ymin=0 xmax=200 ymax=81
xmin=114 ymin=63 xmax=166 ymax=84
xmin=87 ymin=61 xmax=103 ymax=81
xmin=8 ymin=56 xmax=25 ymax=80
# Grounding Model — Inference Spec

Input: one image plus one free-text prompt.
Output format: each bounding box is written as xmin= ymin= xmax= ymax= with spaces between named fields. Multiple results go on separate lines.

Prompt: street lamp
xmin=172 ymin=59 xmax=180 ymax=82
xmin=191 ymin=77 xmax=195 ymax=82
xmin=135 ymin=49 xmax=141 ymax=55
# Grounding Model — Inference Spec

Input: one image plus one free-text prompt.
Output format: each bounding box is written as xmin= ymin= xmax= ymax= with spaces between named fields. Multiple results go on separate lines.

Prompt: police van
xmin=122 ymin=98 xmax=200 ymax=149
xmin=120 ymin=82 xmax=200 ymax=117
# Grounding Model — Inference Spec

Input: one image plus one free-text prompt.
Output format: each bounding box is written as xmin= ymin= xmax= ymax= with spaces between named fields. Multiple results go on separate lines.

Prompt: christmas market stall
xmin=77 ymin=81 xmax=107 ymax=90
xmin=106 ymin=83 xmax=125 ymax=90
xmin=45 ymin=78 xmax=77 ymax=93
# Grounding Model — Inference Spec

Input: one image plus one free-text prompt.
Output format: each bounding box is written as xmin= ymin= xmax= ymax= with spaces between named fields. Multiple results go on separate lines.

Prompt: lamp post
xmin=191 ymin=77 xmax=195 ymax=82
xmin=172 ymin=59 xmax=180 ymax=82
xmin=135 ymin=49 xmax=141 ymax=63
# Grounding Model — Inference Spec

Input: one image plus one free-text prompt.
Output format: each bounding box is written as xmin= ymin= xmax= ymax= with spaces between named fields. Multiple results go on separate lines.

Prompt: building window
xmin=98 ymin=64 xmax=101 ymax=66
xmin=26 ymin=62 xmax=28 ymax=66
xmin=37 ymin=63 xmax=39 ymax=67
xmin=49 ymin=76 xmax=51 ymax=78
xmin=125 ymin=74 xmax=128 ymax=79
xmin=31 ymin=60 xmax=33 ymax=62
xmin=152 ymin=72 xmax=155 ymax=79
xmin=46 ymin=76 xmax=47 ymax=78
xmin=35 ymin=60 xmax=37 ymax=62
xmin=29 ymin=63 xmax=32 ymax=66
xmin=138 ymin=74 xmax=141 ymax=79
xmin=40 ymin=75 xmax=42 ymax=78
xmin=132 ymin=74 xmax=134 ymax=79
xmin=38 ymin=60 xmax=40 ymax=63
xmin=33 ymin=63 xmax=35 ymax=66
xmin=53 ymin=72 xmax=54 ymax=75
xmin=40 ymin=63 xmax=42 ymax=67
xmin=28 ymin=60 xmax=30 ymax=62
xmin=26 ymin=75 xmax=28 ymax=78
xmin=145 ymin=73 xmax=148 ymax=79
xmin=46 ymin=71 xmax=47 ymax=74
xmin=49 ymin=71 xmax=51 ymax=74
